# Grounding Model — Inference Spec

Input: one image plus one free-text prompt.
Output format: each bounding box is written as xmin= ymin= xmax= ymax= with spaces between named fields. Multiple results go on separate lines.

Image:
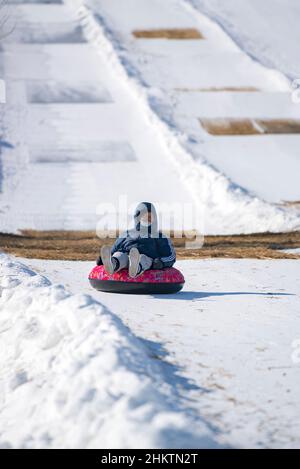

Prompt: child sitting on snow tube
xmin=97 ymin=202 xmax=176 ymax=278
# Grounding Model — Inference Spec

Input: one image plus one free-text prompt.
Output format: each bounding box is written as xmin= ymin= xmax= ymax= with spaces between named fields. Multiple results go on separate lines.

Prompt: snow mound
xmin=0 ymin=254 xmax=219 ymax=449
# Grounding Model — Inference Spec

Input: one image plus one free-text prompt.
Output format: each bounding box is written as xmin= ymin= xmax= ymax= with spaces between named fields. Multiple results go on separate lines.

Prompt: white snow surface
xmin=20 ymin=255 xmax=300 ymax=449
xmin=281 ymin=248 xmax=300 ymax=256
xmin=187 ymin=0 xmax=300 ymax=80
xmin=0 ymin=253 xmax=220 ymax=449
xmin=0 ymin=0 xmax=300 ymax=234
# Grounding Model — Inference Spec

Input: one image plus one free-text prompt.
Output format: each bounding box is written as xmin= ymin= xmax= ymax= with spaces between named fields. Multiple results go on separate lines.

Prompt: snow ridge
xmin=65 ymin=0 xmax=300 ymax=234
xmin=0 ymin=254 xmax=220 ymax=449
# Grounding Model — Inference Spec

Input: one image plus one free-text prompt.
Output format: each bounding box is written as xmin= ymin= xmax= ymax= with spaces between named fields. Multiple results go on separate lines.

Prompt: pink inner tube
xmin=89 ymin=266 xmax=185 ymax=294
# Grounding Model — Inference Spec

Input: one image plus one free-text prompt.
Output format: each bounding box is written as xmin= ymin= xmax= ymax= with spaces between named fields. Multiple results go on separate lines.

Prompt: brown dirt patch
xmin=132 ymin=28 xmax=204 ymax=40
xmin=279 ymin=200 xmax=300 ymax=207
xmin=200 ymin=118 xmax=300 ymax=136
xmin=1 ymin=231 xmax=300 ymax=261
xmin=176 ymin=87 xmax=260 ymax=92
xmin=257 ymin=119 xmax=300 ymax=134
xmin=200 ymin=118 xmax=260 ymax=136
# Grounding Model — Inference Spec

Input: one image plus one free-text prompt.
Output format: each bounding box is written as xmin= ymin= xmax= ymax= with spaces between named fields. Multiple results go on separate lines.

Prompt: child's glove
xmin=152 ymin=258 xmax=164 ymax=269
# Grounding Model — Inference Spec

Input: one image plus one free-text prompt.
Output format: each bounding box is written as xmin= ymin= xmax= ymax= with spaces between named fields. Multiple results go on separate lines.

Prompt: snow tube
xmin=89 ymin=265 xmax=185 ymax=294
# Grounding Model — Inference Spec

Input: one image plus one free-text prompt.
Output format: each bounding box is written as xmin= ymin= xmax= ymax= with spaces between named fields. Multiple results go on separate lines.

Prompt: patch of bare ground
xmin=175 ymin=87 xmax=260 ymax=92
xmin=257 ymin=119 xmax=300 ymax=134
xmin=1 ymin=231 xmax=300 ymax=261
xmin=132 ymin=28 xmax=203 ymax=39
xmin=278 ymin=200 xmax=300 ymax=208
xmin=200 ymin=118 xmax=300 ymax=136
xmin=200 ymin=118 xmax=261 ymax=136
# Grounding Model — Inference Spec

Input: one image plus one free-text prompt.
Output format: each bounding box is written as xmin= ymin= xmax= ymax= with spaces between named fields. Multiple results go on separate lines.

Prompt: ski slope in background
xmin=0 ymin=0 xmax=299 ymax=234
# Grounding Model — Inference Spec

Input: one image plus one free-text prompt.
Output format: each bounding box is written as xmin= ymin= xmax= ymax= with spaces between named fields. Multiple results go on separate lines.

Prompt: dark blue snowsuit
xmin=109 ymin=202 xmax=176 ymax=269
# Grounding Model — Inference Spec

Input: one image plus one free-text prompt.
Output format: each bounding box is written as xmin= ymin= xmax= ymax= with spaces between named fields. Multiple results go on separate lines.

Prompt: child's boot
xmin=129 ymin=248 xmax=152 ymax=278
xmin=129 ymin=248 xmax=142 ymax=278
xmin=101 ymin=245 xmax=119 ymax=275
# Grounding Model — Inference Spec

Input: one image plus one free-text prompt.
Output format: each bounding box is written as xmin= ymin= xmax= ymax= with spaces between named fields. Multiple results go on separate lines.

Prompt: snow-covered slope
xmin=0 ymin=0 xmax=300 ymax=234
xmin=187 ymin=0 xmax=300 ymax=80
xmin=73 ymin=0 xmax=300 ymax=233
xmin=0 ymin=253 xmax=220 ymax=449
xmin=0 ymin=1 xmax=194 ymax=233
xmin=80 ymin=0 xmax=300 ymax=230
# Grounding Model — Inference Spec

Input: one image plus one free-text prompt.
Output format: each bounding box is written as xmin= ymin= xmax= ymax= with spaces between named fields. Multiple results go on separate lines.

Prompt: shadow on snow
xmin=152 ymin=291 xmax=295 ymax=301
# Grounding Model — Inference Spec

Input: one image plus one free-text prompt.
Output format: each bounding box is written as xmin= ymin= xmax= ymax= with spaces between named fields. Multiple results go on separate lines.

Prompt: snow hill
xmin=0 ymin=0 xmax=299 ymax=233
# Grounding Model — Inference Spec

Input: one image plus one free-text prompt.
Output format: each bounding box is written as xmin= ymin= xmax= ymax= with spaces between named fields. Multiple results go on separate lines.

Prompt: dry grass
xmin=200 ymin=118 xmax=300 ymax=136
xmin=175 ymin=87 xmax=260 ymax=92
xmin=200 ymin=118 xmax=260 ymax=136
xmin=279 ymin=200 xmax=300 ymax=207
xmin=1 ymin=230 xmax=300 ymax=261
xmin=257 ymin=119 xmax=300 ymax=134
xmin=132 ymin=28 xmax=203 ymax=40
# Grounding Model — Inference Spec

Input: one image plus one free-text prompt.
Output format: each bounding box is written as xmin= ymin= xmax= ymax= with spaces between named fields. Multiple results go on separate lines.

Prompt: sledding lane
xmin=0 ymin=1 xmax=193 ymax=232
xmin=24 ymin=257 xmax=300 ymax=448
